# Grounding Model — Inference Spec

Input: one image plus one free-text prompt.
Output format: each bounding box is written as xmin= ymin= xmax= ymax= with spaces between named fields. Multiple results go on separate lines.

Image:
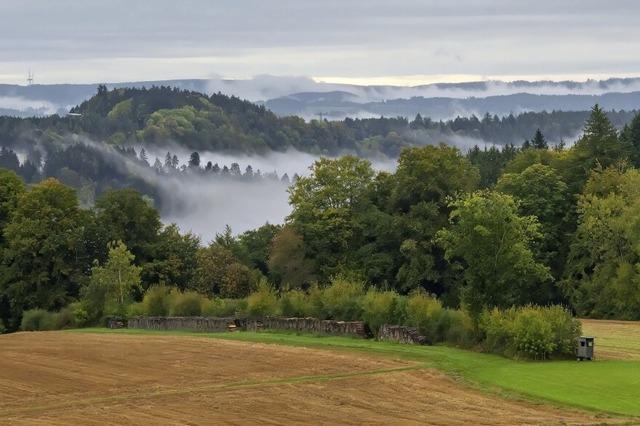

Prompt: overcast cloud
xmin=1 ymin=0 xmax=639 ymax=85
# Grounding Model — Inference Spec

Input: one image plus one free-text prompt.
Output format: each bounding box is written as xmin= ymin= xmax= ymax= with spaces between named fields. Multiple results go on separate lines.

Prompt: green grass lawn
xmin=72 ymin=328 xmax=640 ymax=416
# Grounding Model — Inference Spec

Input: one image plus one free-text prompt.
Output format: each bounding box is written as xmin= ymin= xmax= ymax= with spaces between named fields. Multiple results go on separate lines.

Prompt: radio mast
xmin=27 ymin=69 xmax=34 ymax=86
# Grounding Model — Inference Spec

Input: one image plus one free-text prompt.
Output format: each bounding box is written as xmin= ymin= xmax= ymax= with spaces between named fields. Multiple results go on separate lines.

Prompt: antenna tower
xmin=27 ymin=69 xmax=34 ymax=86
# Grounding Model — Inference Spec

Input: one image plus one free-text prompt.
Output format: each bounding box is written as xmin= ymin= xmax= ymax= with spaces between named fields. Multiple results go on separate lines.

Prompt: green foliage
xmin=234 ymin=223 xmax=281 ymax=275
xmin=390 ymin=145 xmax=480 ymax=297
xmin=20 ymin=309 xmax=55 ymax=331
xmin=0 ymin=319 xmax=5 ymax=334
xmin=319 ymin=277 xmax=365 ymax=321
xmin=560 ymin=105 xmax=626 ymax=194
xmin=562 ymin=166 xmax=640 ymax=319
xmin=405 ymin=292 xmax=447 ymax=342
xmin=479 ymin=305 xmax=581 ymax=359
xmin=1 ymin=178 xmax=89 ymax=330
xmin=497 ymin=163 xmax=571 ymax=278
xmin=279 ymin=289 xmax=312 ymax=317
xmin=246 ymin=280 xmax=279 ymax=318
xmin=0 ymin=168 xmax=25 ymax=244
xmin=142 ymin=285 xmax=171 ymax=316
xmin=268 ymin=226 xmax=315 ymax=288
xmin=90 ymin=241 xmax=142 ymax=308
xmin=168 ymin=291 xmax=203 ymax=317
xmin=437 ymin=191 xmax=552 ymax=319
xmin=95 ymin=188 xmax=162 ymax=275
xmin=288 ymin=156 xmax=375 ymax=278
xmin=621 ymin=112 xmax=640 ymax=167
xmin=195 ymin=244 xmax=256 ymax=298
xmin=142 ymin=225 xmax=200 ymax=291
xmin=359 ymin=289 xmax=405 ymax=334
xmin=127 ymin=302 xmax=146 ymax=317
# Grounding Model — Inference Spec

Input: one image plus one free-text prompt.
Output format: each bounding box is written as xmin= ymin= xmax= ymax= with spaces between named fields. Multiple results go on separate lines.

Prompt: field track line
xmin=1 ymin=365 xmax=423 ymax=417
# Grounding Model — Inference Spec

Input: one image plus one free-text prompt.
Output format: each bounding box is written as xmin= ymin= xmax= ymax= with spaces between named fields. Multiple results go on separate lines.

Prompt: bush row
xmin=127 ymin=278 xmax=476 ymax=346
xmin=20 ymin=277 xmax=581 ymax=360
xmin=20 ymin=305 xmax=87 ymax=331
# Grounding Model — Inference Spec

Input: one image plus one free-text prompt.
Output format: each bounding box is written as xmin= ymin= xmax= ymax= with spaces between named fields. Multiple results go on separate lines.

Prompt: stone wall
xmin=377 ymin=324 xmax=428 ymax=345
xmin=246 ymin=317 xmax=367 ymax=337
xmin=127 ymin=316 xmax=368 ymax=338
xmin=128 ymin=316 xmax=236 ymax=333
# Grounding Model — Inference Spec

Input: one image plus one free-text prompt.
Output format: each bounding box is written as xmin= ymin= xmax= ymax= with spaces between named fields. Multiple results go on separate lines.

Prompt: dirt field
xmin=0 ymin=332 xmax=626 ymax=425
xmin=582 ymin=319 xmax=640 ymax=360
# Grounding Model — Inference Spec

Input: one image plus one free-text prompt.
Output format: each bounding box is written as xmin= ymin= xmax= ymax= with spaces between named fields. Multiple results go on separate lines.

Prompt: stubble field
xmin=0 ymin=331 xmax=626 ymax=425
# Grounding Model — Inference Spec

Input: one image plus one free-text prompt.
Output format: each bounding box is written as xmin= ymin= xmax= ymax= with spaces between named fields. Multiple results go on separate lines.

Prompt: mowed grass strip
xmin=72 ymin=327 xmax=640 ymax=417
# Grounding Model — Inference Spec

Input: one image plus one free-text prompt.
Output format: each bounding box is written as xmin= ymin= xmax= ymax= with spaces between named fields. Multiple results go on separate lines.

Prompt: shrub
xmin=479 ymin=305 xmax=581 ymax=360
xmin=405 ymin=291 xmax=447 ymax=342
xmin=360 ymin=289 xmax=404 ymax=334
xmin=543 ymin=305 xmax=582 ymax=356
xmin=50 ymin=307 xmax=75 ymax=330
xmin=320 ymin=277 xmax=365 ymax=320
xmin=143 ymin=285 xmax=171 ymax=316
xmin=306 ymin=284 xmax=325 ymax=318
xmin=127 ymin=302 xmax=146 ymax=317
xmin=70 ymin=302 xmax=89 ymax=327
xmin=444 ymin=309 xmax=475 ymax=347
xmin=246 ymin=280 xmax=279 ymax=318
xmin=479 ymin=308 xmax=515 ymax=354
xmin=200 ymin=297 xmax=247 ymax=317
xmin=511 ymin=307 xmax=555 ymax=359
xmin=201 ymin=298 xmax=227 ymax=317
xmin=221 ymin=298 xmax=248 ymax=317
xmin=0 ymin=319 xmax=5 ymax=334
xmin=280 ymin=289 xmax=312 ymax=317
xmin=21 ymin=309 xmax=55 ymax=331
xmin=169 ymin=291 xmax=203 ymax=316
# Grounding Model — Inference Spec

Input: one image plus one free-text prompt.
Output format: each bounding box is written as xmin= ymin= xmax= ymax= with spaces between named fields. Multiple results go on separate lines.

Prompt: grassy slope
xmin=72 ymin=328 xmax=640 ymax=416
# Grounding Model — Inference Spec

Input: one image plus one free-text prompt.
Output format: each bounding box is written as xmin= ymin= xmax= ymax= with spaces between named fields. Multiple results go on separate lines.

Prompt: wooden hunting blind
xmin=577 ymin=336 xmax=595 ymax=361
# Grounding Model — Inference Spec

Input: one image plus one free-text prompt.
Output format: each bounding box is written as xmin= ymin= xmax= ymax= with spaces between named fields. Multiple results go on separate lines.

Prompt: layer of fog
xmin=0 ymin=96 xmax=61 ymax=116
xmin=65 ymin=140 xmax=397 ymax=241
xmin=207 ymin=75 xmax=640 ymax=104
xmin=3 ymin=75 xmax=640 ymax=118
xmin=31 ymin=133 xmax=527 ymax=241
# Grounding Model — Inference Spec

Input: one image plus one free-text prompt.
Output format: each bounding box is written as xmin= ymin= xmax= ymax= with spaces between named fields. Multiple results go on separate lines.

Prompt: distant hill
xmin=264 ymin=91 xmax=640 ymax=120
xmin=0 ymin=86 xmax=638 ymax=156
xmin=0 ymin=80 xmax=210 ymax=117
xmin=3 ymin=75 xmax=640 ymax=119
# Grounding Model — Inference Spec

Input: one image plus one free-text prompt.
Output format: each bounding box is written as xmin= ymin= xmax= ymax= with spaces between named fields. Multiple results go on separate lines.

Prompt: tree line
xmin=2 ymin=104 xmax=640 ymax=334
xmin=1 ymin=86 xmax=637 ymax=159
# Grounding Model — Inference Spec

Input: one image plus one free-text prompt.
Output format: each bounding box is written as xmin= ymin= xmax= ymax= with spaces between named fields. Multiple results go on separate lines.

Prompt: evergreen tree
xmin=531 ymin=129 xmax=548 ymax=149
xmin=621 ymin=112 xmax=640 ymax=167
xmin=188 ymin=152 xmax=201 ymax=168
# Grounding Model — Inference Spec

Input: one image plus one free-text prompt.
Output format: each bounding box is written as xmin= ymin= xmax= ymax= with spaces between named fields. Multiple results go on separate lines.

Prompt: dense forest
xmin=1 ymin=85 xmax=636 ymax=155
xmin=0 ymin=86 xmax=638 ymax=214
xmin=3 ymin=103 xmax=640 ymax=343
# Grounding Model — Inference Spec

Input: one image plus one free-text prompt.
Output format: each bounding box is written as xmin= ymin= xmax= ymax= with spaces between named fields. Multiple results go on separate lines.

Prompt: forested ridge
xmin=0 ymin=86 xmax=638 ymax=212
xmin=2 ymin=103 xmax=640 ymax=344
xmin=1 ymin=85 xmax=637 ymax=155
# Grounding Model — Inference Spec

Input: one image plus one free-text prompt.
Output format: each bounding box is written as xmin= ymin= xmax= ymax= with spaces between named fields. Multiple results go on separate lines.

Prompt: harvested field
xmin=582 ymin=319 xmax=640 ymax=360
xmin=0 ymin=332 xmax=627 ymax=425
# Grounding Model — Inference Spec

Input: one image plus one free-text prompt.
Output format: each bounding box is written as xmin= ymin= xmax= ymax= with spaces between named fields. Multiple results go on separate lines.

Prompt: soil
xmin=0 ymin=331 xmax=627 ymax=425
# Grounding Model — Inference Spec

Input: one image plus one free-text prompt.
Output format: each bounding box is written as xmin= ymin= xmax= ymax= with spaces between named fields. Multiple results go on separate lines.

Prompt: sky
xmin=1 ymin=0 xmax=639 ymax=85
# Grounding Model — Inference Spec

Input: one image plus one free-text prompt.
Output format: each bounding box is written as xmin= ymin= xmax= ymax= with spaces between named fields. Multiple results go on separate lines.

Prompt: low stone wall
xmin=127 ymin=316 xmax=368 ymax=338
xmin=128 ymin=316 xmax=236 ymax=332
xmin=377 ymin=324 xmax=428 ymax=345
xmin=247 ymin=317 xmax=367 ymax=338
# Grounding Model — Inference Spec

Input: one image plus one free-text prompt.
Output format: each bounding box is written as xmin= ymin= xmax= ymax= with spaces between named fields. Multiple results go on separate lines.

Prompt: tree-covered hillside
xmin=1 ymin=86 xmax=637 ymax=158
xmin=4 ymin=105 xmax=640 ymax=335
